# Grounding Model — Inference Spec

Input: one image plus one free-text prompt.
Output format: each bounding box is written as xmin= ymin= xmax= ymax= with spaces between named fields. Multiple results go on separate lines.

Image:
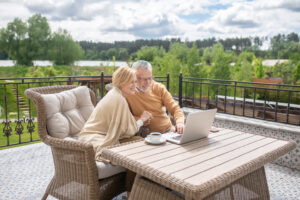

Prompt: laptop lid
xmin=167 ymin=109 xmax=217 ymax=144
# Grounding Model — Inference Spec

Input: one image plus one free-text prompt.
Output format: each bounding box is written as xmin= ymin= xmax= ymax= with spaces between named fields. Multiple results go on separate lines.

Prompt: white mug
xmin=149 ymin=132 xmax=161 ymax=143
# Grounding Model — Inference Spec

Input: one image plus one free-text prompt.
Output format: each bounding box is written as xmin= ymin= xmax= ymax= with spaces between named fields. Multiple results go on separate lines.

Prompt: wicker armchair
xmin=25 ymin=85 xmax=126 ymax=200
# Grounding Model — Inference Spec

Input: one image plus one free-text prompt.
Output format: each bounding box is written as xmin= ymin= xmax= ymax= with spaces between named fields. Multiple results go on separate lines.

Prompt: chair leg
xmin=41 ymin=193 xmax=49 ymax=200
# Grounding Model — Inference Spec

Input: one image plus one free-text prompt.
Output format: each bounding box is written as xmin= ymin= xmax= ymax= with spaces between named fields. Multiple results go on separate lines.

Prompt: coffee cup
xmin=149 ymin=132 xmax=161 ymax=143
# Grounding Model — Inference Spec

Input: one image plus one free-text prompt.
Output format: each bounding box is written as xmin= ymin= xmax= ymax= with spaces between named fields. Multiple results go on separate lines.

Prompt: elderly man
xmin=126 ymin=60 xmax=185 ymax=134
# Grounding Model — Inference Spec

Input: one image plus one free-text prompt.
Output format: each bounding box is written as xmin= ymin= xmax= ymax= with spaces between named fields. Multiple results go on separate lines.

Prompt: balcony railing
xmin=178 ymin=73 xmax=300 ymax=126
xmin=1 ymin=72 xmax=300 ymax=147
xmin=0 ymin=73 xmax=169 ymax=147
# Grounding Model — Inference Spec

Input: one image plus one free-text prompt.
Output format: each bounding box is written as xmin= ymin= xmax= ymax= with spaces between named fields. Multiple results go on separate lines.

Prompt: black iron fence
xmin=1 ymin=72 xmax=300 ymax=147
xmin=178 ymin=73 xmax=300 ymax=126
xmin=0 ymin=73 xmax=169 ymax=147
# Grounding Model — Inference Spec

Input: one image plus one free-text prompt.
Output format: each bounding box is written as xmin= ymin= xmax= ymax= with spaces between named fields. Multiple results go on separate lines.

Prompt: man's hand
xmin=139 ymin=111 xmax=152 ymax=126
xmin=175 ymin=122 xmax=184 ymax=134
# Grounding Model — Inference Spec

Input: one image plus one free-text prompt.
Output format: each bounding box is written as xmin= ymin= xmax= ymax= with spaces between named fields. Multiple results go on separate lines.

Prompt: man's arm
xmin=160 ymin=84 xmax=185 ymax=133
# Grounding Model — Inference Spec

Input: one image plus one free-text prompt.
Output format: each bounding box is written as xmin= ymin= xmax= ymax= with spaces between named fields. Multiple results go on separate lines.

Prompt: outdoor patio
xmin=0 ymin=142 xmax=299 ymax=200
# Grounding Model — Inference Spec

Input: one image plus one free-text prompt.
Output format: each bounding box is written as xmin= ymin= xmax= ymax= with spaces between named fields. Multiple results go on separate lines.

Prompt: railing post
xmin=179 ymin=73 xmax=182 ymax=108
xmin=101 ymin=71 xmax=104 ymax=99
xmin=233 ymin=81 xmax=237 ymax=115
xmin=166 ymin=73 xmax=169 ymax=91
xmin=3 ymin=84 xmax=12 ymax=146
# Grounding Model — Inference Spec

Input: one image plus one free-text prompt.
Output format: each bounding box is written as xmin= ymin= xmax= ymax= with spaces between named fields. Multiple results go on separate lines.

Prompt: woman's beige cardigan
xmin=79 ymin=87 xmax=138 ymax=161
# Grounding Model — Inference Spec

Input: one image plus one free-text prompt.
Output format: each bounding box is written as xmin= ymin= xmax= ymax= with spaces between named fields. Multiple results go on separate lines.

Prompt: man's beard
xmin=136 ymin=86 xmax=150 ymax=93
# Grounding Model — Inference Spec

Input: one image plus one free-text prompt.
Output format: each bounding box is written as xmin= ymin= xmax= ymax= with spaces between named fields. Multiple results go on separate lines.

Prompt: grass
xmin=0 ymin=66 xmax=29 ymax=78
xmin=0 ymin=121 xmax=40 ymax=149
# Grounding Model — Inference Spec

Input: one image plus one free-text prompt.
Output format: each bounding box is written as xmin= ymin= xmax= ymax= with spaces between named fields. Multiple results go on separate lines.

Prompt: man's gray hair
xmin=132 ymin=60 xmax=152 ymax=71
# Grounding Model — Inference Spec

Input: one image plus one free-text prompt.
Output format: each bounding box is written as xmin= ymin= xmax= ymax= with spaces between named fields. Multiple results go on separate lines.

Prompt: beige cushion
xmin=42 ymin=86 xmax=94 ymax=138
xmin=96 ymin=161 xmax=126 ymax=179
xmin=64 ymin=137 xmax=126 ymax=179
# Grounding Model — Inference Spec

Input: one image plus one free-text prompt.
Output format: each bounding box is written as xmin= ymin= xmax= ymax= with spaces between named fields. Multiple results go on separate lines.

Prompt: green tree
xmin=106 ymin=48 xmax=118 ymax=60
xmin=153 ymin=53 xmax=181 ymax=94
xmin=99 ymin=50 xmax=108 ymax=60
xmin=294 ymin=62 xmax=300 ymax=84
xmin=85 ymin=49 xmax=99 ymax=60
xmin=209 ymin=43 xmax=232 ymax=99
xmin=202 ymin=47 xmax=213 ymax=65
xmin=135 ymin=46 xmax=165 ymax=62
xmin=186 ymin=43 xmax=201 ymax=77
xmin=168 ymin=42 xmax=189 ymax=63
xmin=0 ymin=18 xmax=29 ymax=65
xmin=48 ymin=29 xmax=84 ymax=65
xmin=273 ymin=62 xmax=295 ymax=84
xmin=270 ymin=33 xmax=300 ymax=59
xmin=287 ymin=32 xmax=299 ymax=42
xmin=210 ymin=43 xmax=231 ymax=80
xmin=233 ymin=52 xmax=255 ymax=81
xmin=27 ymin=14 xmax=51 ymax=60
xmin=253 ymin=58 xmax=264 ymax=78
xmin=118 ymin=48 xmax=129 ymax=60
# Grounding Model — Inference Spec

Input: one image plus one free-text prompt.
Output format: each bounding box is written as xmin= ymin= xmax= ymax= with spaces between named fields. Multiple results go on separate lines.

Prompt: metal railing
xmin=2 ymin=71 xmax=299 ymax=147
xmin=178 ymin=73 xmax=300 ymax=126
xmin=0 ymin=73 xmax=169 ymax=147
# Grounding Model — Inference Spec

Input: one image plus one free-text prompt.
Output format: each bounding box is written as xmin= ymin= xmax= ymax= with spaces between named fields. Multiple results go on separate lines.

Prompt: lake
xmin=0 ymin=60 xmax=130 ymax=67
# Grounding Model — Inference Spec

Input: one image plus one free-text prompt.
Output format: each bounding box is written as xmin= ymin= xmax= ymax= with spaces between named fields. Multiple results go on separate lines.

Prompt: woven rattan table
xmin=102 ymin=128 xmax=296 ymax=200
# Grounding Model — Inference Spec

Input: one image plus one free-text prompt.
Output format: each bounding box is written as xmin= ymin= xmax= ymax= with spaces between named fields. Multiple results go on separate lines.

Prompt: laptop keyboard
xmin=163 ymin=132 xmax=182 ymax=141
xmin=172 ymin=135 xmax=182 ymax=141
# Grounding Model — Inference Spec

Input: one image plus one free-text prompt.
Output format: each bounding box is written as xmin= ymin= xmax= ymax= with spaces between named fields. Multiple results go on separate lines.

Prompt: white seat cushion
xmin=96 ymin=161 xmax=126 ymax=179
xmin=64 ymin=137 xmax=126 ymax=179
xmin=42 ymin=86 xmax=94 ymax=138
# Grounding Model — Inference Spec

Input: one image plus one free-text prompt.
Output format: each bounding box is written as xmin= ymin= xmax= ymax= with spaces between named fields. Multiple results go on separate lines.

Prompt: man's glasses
xmin=137 ymin=76 xmax=153 ymax=82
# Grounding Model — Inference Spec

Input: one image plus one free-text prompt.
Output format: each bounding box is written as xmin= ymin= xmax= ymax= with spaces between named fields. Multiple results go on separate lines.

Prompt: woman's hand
xmin=139 ymin=111 xmax=152 ymax=126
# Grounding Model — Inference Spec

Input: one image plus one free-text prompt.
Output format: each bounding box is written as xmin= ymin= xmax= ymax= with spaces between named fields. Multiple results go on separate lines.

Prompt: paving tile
xmin=0 ymin=143 xmax=299 ymax=200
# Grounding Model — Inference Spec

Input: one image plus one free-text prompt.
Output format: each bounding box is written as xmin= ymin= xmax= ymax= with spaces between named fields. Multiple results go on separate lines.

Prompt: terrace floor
xmin=0 ymin=142 xmax=300 ymax=200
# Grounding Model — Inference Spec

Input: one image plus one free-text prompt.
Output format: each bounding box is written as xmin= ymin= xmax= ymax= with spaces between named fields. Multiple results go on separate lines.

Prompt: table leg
xmin=130 ymin=175 xmax=184 ymax=200
xmin=204 ymin=166 xmax=270 ymax=200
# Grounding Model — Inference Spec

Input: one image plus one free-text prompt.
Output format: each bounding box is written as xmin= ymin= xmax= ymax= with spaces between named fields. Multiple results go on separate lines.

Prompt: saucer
xmin=144 ymin=136 xmax=166 ymax=145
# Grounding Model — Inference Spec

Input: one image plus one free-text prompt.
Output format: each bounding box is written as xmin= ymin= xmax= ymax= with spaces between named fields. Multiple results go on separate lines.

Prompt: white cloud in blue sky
xmin=0 ymin=0 xmax=299 ymax=42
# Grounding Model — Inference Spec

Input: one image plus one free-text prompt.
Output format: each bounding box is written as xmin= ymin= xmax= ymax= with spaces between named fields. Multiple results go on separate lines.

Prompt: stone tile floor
xmin=0 ymin=142 xmax=299 ymax=200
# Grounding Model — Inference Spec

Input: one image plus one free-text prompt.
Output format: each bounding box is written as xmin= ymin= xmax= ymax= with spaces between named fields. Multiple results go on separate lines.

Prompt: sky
xmin=0 ymin=0 xmax=300 ymax=43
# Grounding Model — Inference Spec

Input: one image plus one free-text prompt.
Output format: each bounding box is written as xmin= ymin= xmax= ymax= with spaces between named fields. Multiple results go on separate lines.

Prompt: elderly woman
xmin=79 ymin=66 xmax=152 ymax=194
xmin=79 ymin=66 xmax=152 ymax=158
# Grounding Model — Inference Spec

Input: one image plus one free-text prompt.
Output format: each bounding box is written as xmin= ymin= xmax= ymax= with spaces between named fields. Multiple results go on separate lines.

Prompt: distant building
xmin=253 ymin=77 xmax=283 ymax=87
xmin=262 ymin=59 xmax=288 ymax=67
xmin=229 ymin=59 xmax=289 ymax=67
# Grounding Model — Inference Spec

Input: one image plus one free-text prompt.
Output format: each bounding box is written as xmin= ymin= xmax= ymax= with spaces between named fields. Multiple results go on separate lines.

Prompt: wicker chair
xmin=25 ymin=85 xmax=126 ymax=200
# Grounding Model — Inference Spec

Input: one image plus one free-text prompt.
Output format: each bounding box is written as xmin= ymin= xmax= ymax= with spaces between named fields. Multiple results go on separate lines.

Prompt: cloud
xmin=23 ymin=0 xmax=109 ymax=21
xmin=0 ymin=0 xmax=299 ymax=42
xmin=256 ymin=0 xmax=300 ymax=12
xmin=102 ymin=14 xmax=181 ymax=38
xmin=0 ymin=2 xmax=31 ymax=27
xmin=278 ymin=0 xmax=300 ymax=12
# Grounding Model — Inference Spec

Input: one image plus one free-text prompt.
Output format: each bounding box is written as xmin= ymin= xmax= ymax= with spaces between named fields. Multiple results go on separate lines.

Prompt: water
xmin=0 ymin=60 xmax=130 ymax=67
xmin=0 ymin=60 xmax=15 ymax=66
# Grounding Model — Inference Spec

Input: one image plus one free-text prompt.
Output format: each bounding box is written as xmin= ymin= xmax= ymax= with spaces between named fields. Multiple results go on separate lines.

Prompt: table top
xmin=102 ymin=128 xmax=296 ymax=199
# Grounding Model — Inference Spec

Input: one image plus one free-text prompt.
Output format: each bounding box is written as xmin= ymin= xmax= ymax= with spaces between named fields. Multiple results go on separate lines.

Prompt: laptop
xmin=163 ymin=109 xmax=217 ymax=144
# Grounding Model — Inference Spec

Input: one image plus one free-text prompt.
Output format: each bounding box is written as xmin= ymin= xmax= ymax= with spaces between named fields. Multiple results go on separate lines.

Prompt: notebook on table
xmin=163 ymin=109 xmax=217 ymax=144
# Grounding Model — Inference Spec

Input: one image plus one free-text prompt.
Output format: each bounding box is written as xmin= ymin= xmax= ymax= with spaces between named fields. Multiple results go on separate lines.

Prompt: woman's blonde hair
xmin=112 ymin=66 xmax=136 ymax=89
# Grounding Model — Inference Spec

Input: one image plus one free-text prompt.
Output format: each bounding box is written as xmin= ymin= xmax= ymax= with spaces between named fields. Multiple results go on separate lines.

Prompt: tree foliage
xmin=253 ymin=58 xmax=264 ymax=78
xmin=0 ymin=18 xmax=29 ymax=65
xmin=48 ymin=29 xmax=83 ymax=65
xmin=210 ymin=43 xmax=232 ymax=80
xmin=134 ymin=46 xmax=165 ymax=62
xmin=0 ymin=14 xmax=83 ymax=65
xmin=233 ymin=52 xmax=255 ymax=81
xmin=27 ymin=14 xmax=51 ymax=60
